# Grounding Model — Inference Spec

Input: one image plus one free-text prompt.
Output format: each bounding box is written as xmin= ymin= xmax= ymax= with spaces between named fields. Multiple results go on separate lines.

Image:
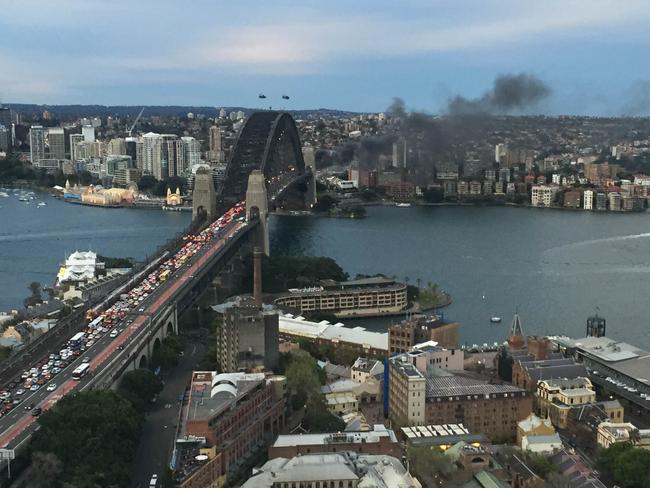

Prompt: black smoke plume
xmin=447 ymin=73 xmax=551 ymax=116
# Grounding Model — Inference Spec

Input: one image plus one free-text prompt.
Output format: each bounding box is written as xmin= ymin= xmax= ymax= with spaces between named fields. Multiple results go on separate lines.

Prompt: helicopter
xmin=258 ymin=94 xmax=267 ymax=99
xmin=282 ymin=95 xmax=290 ymax=100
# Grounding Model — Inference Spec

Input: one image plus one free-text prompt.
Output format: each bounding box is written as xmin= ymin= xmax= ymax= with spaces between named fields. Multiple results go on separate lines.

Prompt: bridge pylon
xmin=192 ymin=167 xmax=216 ymax=221
xmin=246 ymin=170 xmax=270 ymax=255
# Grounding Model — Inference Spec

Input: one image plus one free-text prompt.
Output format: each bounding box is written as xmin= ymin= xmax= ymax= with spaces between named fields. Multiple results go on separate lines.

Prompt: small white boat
xmin=490 ymin=317 xmax=502 ymax=323
xmin=37 ymin=202 xmax=47 ymax=207
xmin=395 ymin=202 xmax=412 ymax=208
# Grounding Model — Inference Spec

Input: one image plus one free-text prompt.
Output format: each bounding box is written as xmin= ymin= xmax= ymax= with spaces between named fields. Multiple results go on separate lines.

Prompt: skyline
xmin=3 ymin=1 xmax=650 ymax=115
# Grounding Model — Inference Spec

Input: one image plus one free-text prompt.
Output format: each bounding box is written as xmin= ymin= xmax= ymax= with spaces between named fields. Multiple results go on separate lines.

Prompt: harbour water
xmin=0 ymin=189 xmax=191 ymax=312
xmin=271 ymin=205 xmax=650 ymax=349
xmin=3 ymin=191 xmax=650 ymax=349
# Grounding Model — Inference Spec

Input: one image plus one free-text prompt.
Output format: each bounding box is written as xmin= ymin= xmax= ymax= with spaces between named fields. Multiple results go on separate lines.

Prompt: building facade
xmin=389 ymin=314 xmax=461 ymax=353
xmin=274 ymin=277 xmax=408 ymax=318
xmin=213 ymin=297 xmax=279 ymax=373
xmin=29 ymin=125 xmax=46 ymax=163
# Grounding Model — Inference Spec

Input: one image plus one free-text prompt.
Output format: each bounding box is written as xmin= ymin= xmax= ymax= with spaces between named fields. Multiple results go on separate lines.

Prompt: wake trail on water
xmin=0 ymin=226 xmax=182 ymax=243
xmin=545 ymin=232 xmax=650 ymax=254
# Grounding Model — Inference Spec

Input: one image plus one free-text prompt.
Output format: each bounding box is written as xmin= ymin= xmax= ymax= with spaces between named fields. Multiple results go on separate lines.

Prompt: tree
xmin=598 ymin=442 xmax=650 ymax=488
xmin=137 ymin=174 xmax=158 ymax=192
xmin=22 ymin=452 xmax=63 ymax=488
xmin=28 ymin=281 xmax=42 ymax=297
xmin=422 ymin=187 xmax=444 ymax=203
xmin=30 ymin=390 xmax=143 ymax=487
xmin=312 ymin=194 xmax=338 ymax=213
xmin=118 ymin=369 xmax=163 ymax=412
xmin=302 ymin=395 xmax=346 ymax=433
xmin=408 ymin=445 xmax=455 ymax=481
xmin=285 ymin=351 xmax=322 ymax=408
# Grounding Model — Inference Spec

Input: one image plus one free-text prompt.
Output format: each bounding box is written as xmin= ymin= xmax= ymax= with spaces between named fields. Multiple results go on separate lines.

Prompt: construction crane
xmin=126 ymin=107 xmax=145 ymax=137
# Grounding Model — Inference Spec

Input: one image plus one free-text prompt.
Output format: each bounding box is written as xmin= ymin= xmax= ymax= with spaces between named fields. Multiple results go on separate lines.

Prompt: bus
xmin=72 ymin=363 xmax=91 ymax=380
xmin=68 ymin=332 xmax=86 ymax=351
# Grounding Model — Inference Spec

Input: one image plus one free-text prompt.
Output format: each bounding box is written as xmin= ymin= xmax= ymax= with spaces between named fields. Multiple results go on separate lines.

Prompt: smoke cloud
xmin=447 ymin=73 xmax=551 ymax=116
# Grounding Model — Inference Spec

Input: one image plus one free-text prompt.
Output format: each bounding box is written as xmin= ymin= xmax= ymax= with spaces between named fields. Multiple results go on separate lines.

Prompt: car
xmin=15 ymin=388 xmax=25 ymax=396
xmin=31 ymin=407 xmax=42 ymax=417
xmin=51 ymin=367 xmax=61 ymax=375
xmin=82 ymin=357 xmax=90 ymax=364
xmin=149 ymin=474 xmax=158 ymax=487
xmin=24 ymin=403 xmax=35 ymax=411
xmin=110 ymin=330 xmax=118 ymax=338
xmin=30 ymin=384 xmax=40 ymax=391
xmin=139 ymin=307 xmax=145 ymax=312
xmin=46 ymin=383 xmax=57 ymax=392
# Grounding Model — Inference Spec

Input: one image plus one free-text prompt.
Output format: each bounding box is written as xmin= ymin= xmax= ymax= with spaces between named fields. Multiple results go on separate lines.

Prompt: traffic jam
xmin=0 ymin=202 xmax=246 ymax=420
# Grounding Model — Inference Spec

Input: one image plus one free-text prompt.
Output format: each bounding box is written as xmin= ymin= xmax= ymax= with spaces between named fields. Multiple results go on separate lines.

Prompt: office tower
xmin=392 ymin=138 xmax=407 ymax=168
xmin=181 ymin=136 xmax=200 ymax=170
xmin=160 ymin=135 xmax=183 ymax=178
xmin=142 ymin=132 xmax=162 ymax=176
xmin=48 ymin=128 xmax=66 ymax=160
xmin=107 ymin=138 xmax=126 ymax=156
xmin=69 ymin=133 xmax=84 ymax=161
xmin=218 ymin=108 xmax=226 ymax=118
xmin=209 ymin=125 xmax=221 ymax=154
xmin=495 ymin=143 xmax=507 ymax=164
xmin=82 ymin=125 xmax=95 ymax=142
xmin=29 ymin=126 xmax=46 ymax=163
xmin=0 ymin=126 xmax=9 ymax=152
xmin=0 ymin=107 xmax=11 ymax=147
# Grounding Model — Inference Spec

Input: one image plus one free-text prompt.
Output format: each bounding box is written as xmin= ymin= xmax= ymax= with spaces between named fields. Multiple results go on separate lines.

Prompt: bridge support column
xmin=192 ymin=168 xmax=216 ymax=221
xmin=303 ymin=149 xmax=317 ymax=208
xmin=246 ymin=170 xmax=270 ymax=255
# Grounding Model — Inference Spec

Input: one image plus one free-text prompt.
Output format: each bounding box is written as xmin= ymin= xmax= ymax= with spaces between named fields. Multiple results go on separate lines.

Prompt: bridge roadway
xmin=0 ymin=221 xmax=250 ymax=450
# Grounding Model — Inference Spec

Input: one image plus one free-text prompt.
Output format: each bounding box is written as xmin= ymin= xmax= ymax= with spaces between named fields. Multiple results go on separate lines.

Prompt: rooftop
xmin=241 ymin=453 xmax=417 ymax=488
xmin=279 ymin=314 xmax=388 ymax=351
xmin=185 ymin=371 xmax=270 ymax=423
xmin=271 ymin=426 xmax=397 ymax=448
xmin=425 ymin=370 xmax=527 ymax=398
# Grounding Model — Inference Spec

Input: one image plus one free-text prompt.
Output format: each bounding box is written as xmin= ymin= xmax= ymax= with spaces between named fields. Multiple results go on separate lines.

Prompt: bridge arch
xmin=153 ymin=337 xmax=162 ymax=351
xmin=138 ymin=354 xmax=148 ymax=369
xmin=219 ymin=111 xmax=306 ymax=205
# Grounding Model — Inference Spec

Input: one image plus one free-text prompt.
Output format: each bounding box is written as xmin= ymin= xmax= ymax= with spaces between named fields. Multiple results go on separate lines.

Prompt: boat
xmin=0 ymin=191 xmax=8 ymax=197
xmin=490 ymin=317 xmax=502 ymax=323
xmin=18 ymin=196 xmax=29 ymax=202
xmin=395 ymin=202 xmax=412 ymax=208
xmin=37 ymin=202 xmax=47 ymax=207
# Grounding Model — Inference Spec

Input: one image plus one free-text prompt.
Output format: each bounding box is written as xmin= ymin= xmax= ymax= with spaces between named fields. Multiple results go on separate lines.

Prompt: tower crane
xmin=127 ymin=107 xmax=145 ymax=137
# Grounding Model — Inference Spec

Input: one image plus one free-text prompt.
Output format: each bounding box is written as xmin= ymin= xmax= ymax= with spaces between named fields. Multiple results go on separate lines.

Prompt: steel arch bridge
xmin=218 ymin=111 xmax=309 ymax=206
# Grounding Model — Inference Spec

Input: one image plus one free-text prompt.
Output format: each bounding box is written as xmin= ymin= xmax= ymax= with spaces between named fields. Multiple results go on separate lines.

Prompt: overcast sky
xmin=3 ymin=0 xmax=650 ymax=115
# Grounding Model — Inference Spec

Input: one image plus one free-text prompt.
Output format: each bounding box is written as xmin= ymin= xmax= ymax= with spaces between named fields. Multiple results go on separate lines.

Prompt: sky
xmin=3 ymin=0 xmax=650 ymax=115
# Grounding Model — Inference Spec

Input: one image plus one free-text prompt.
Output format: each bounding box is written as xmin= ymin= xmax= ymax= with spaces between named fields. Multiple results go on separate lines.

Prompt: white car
xmin=46 ymin=383 xmax=57 ymax=392
xmin=110 ymin=330 xmax=118 ymax=338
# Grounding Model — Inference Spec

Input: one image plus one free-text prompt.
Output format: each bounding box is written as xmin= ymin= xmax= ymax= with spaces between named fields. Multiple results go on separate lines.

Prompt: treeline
xmin=241 ymin=255 xmax=348 ymax=293
xmin=0 ymin=154 xmax=97 ymax=187
xmin=22 ymin=369 xmax=162 ymax=487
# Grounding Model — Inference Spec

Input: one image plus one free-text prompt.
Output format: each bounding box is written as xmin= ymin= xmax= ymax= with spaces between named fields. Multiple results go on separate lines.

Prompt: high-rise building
xmin=209 ymin=125 xmax=221 ymax=152
xmin=0 ymin=107 xmax=11 ymax=147
xmin=218 ymin=108 xmax=226 ymax=118
xmin=181 ymin=136 xmax=200 ymax=171
xmin=0 ymin=125 xmax=9 ymax=152
xmin=213 ymin=297 xmax=279 ymax=373
xmin=495 ymin=143 xmax=507 ymax=163
xmin=160 ymin=135 xmax=183 ymax=178
xmin=47 ymin=128 xmax=66 ymax=160
xmin=142 ymin=132 xmax=162 ymax=176
xmin=106 ymin=138 xmax=126 ymax=156
xmin=29 ymin=126 xmax=46 ymax=163
xmin=69 ymin=133 xmax=84 ymax=161
xmin=583 ymin=189 xmax=594 ymax=210
xmin=82 ymin=125 xmax=95 ymax=142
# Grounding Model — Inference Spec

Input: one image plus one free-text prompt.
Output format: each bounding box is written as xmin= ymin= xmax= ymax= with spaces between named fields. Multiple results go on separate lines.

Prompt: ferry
xmin=490 ymin=316 xmax=502 ymax=323
xmin=395 ymin=202 xmax=412 ymax=208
